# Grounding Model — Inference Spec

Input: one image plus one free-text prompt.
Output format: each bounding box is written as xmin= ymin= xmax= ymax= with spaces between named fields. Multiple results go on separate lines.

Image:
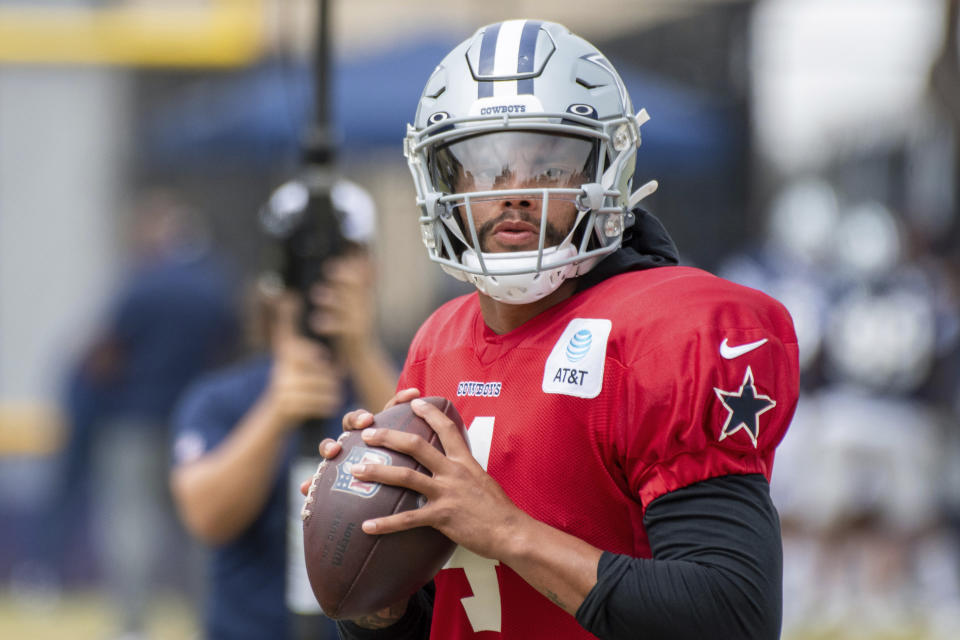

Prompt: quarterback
xmin=319 ymin=20 xmax=798 ymax=640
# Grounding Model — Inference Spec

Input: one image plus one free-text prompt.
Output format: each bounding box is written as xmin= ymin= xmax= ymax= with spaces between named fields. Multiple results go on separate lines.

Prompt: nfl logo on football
xmin=334 ymin=447 xmax=391 ymax=498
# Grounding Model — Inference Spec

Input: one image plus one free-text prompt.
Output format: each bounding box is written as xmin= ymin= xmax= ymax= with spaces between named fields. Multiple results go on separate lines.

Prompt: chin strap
xmin=629 ymin=180 xmax=659 ymax=209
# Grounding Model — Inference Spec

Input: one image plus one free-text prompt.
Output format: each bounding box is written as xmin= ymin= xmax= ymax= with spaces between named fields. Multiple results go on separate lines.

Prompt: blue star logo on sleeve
xmin=714 ymin=366 xmax=776 ymax=448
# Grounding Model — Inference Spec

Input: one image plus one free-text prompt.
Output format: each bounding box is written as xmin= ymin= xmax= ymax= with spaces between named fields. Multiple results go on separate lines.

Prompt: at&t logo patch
xmin=333 ymin=446 xmax=391 ymax=498
xmin=565 ymin=329 xmax=593 ymax=362
xmin=542 ymin=318 xmax=612 ymax=398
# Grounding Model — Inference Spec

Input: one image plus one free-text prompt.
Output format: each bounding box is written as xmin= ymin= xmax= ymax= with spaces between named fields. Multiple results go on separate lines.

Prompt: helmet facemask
xmin=432 ymin=130 xmax=597 ymax=251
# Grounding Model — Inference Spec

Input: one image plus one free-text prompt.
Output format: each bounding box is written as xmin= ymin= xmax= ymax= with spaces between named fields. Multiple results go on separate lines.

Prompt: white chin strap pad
xmin=460 ymin=246 xmax=579 ymax=304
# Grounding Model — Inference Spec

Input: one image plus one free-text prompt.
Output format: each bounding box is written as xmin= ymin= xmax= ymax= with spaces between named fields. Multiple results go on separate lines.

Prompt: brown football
xmin=301 ymin=396 xmax=466 ymax=619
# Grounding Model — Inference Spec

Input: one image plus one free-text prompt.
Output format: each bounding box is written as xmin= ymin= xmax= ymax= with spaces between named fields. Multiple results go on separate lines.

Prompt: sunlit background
xmin=2 ymin=1 xmax=959 ymax=638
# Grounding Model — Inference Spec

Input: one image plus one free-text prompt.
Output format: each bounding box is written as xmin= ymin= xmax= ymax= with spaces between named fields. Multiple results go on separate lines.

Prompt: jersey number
xmin=445 ymin=416 xmax=502 ymax=632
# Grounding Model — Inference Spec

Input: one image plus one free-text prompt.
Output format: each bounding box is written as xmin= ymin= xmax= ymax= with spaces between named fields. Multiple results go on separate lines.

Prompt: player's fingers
xmin=300 ymin=478 xmax=312 ymax=496
xmin=317 ymin=438 xmax=341 ymax=459
xmin=384 ymin=388 xmax=420 ymax=411
xmin=361 ymin=506 xmax=428 ymax=535
xmin=360 ymin=427 xmax=447 ymax=472
xmin=350 ymin=463 xmax=433 ymax=497
xmin=410 ymin=398 xmax=471 ymax=458
xmin=343 ymin=408 xmax=375 ymax=431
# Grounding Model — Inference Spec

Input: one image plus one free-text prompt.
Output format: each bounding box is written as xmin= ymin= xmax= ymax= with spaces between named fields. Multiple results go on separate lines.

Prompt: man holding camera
xmin=169 ymin=180 xmax=398 ymax=639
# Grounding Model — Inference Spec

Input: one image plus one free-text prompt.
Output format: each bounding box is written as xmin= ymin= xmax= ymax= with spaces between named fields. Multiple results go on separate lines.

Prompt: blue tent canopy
xmin=144 ymin=37 xmax=734 ymax=173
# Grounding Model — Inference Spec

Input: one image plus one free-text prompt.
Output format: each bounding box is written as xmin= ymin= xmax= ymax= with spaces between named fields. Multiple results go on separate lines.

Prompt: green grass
xmin=0 ymin=589 xmax=199 ymax=639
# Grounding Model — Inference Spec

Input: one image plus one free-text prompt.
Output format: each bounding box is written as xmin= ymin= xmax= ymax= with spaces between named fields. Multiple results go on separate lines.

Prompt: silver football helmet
xmin=404 ymin=20 xmax=656 ymax=304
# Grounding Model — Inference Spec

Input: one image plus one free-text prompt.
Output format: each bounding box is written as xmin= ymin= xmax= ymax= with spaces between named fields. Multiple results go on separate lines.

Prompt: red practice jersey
xmin=397 ymin=266 xmax=800 ymax=639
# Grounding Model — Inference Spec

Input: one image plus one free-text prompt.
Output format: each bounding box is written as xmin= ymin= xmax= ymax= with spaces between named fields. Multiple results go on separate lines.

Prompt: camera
xmin=259 ymin=172 xmax=349 ymax=343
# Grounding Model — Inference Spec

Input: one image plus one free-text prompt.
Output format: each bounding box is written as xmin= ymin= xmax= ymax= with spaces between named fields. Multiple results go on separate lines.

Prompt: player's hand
xmin=261 ymin=295 xmax=343 ymax=431
xmin=313 ymin=388 xmax=421 ymax=464
xmin=298 ymin=387 xmax=420 ymax=496
xmin=350 ymin=600 xmax=410 ymax=630
xmin=349 ymin=398 xmax=526 ymax=560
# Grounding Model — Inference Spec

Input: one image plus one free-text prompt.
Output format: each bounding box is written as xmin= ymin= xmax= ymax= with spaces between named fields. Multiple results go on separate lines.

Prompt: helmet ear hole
xmin=562 ymin=104 xmax=598 ymax=127
xmin=426 ymin=111 xmax=455 ymax=135
xmin=566 ymin=104 xmax=597 ymax=118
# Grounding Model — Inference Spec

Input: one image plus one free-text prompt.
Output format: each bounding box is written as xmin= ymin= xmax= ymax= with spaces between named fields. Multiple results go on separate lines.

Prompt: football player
xmin=318 ymin=20 xmax=799 ymax=640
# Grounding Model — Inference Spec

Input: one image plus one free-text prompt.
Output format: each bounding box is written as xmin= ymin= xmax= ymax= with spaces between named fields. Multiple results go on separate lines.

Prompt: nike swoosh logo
xmin=720 ymin=338 xmax=768 ymax=359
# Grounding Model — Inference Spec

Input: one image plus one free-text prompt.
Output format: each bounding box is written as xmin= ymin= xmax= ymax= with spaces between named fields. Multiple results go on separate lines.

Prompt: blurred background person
xmin=75 ymin=187 xmax=241 ymax=639
xmin=742 ymin=3 xmax=960 ymax=637
xmin=721 ymin=185 xmax=960 ymax=638
xmin=169 ymin=180 xmax=398 ymax=640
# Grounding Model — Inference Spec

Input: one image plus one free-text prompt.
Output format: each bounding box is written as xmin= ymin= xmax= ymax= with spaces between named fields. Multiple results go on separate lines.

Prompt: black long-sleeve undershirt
xmin=336 ymin=473 xmax=782 ymax=640
xmin=575 ymin=473 xmax=782 ymax=640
